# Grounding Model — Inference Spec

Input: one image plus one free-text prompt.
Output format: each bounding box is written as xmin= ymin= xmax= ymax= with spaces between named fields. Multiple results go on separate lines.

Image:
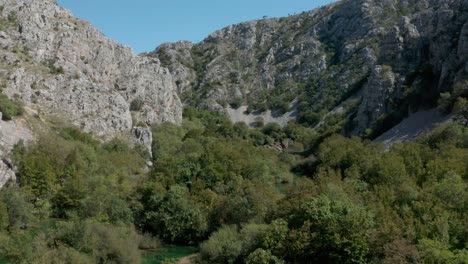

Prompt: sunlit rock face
xmin=0 ymin=0 xmax=182 ymax=137
xmin=153 ymin=0 xmax=468 ymax=135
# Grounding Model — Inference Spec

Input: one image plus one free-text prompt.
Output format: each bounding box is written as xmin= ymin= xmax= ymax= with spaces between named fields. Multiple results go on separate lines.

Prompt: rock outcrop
xmin=152 ymin=0 xmax=468 ymax=136
xmin=132 ymin=127 xmax=153 ymax=158
xmin=0 ymin=116 xmax=33 ymax=188
xmin=0 ymin=0 xmax=185 ymax=189
xmin=0 ymin=160 xmax=15 ymax=188
xmin=0 ymin=0 xmax=182 ymax=137
xmin=0 ymin=0 xmax=466 ymax=149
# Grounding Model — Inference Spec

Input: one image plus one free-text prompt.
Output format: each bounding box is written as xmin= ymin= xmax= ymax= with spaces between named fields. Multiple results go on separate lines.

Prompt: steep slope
xmin=152 ymin=0 xmax=468 ymax=136
xmin=374 ymin=109 xmax=452 ymax=147
xmin=0 ymin=116 xmax=32 ymax=188
xmin=0 ymin=0 xmax=182 ymax=137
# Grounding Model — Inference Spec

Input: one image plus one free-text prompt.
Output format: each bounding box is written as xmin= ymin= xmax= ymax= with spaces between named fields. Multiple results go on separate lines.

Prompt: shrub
xmin=292 ymin=195 xmax=376 ymax=263
xmin=270 ymin=98 xmax=290 ymax=114
xmin=85 ymin=223 xmax=141 ymax=263
xmin=249 ymin=130 xmax=267 ymax=146
xmin=239 ymin=223 xmax=269 ymax=255
xmin=453 ymin=96 xmax=468 ymax=127
xmin=0 ymin=200 xmax=7 ymax=230
xmin=0 ymin=185 xmax=35 ymax=230
xmin=418 ymin=239 xmax=468 ymax=264
xmin=58 ymin=127 xmax=98 ymax=146
xmin=201 ymin=225 xmax=243 ymax=264
xmin=261 ymin=219 xmax=289 ymax=255
xmin=253 ymin=117 xmax=264 ymax=128
xmin=0 ymin=11 xmax=17 ymax=31
xmin=19 ymin=150 xmax=58 ymax=199
xmin=262 ymin=123 xmax=284 ymax=141
xmin=32 ymin=246 xmax=93 ymax=264
xmin=43 ymin=59 xmax=65 ymax=75
xmin=246 ymin=249 xmax=285 ymax=264
xmin=54 ymin=221 xmax=142 ymax=264
xmin=102 ymin=138 xmax=130 ymax=153
xmin=130 ymin=98 xmax=144 ymax=111
xmin=297 ymin=111 xmax=320 ymax=127
xmin=138 ymin=233 xmax=160 ymax=250
xmin=229 ymin=97 xmax=243 ymax=109
xmin=438 ymin=92 xmax=453 ymax=113
xmin=141 ymin=185 xmax=208 ymax=243
xmin=0 ymin=94 xmax=23 ymax=120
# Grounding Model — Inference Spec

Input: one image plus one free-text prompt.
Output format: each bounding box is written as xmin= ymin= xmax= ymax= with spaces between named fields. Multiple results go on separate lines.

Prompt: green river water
xmin=142 ymin=245 xmax=198 ymax=264
xmin=0 ymin=245 xmax=197 ymax=264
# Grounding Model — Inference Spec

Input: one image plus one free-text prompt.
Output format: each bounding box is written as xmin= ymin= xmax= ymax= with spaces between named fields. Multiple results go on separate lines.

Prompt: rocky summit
xmin=0 ymin=0 xmax=466 ymax=140
xmin=0 ymin=0 xmax=467 ymax=178
xmin=153 ymin=0 xmax=468 ymax=135
xmin=0 ymin=0 xmax=182 ymax=137
xmin=0 ymin=0 xmax=184 ymax=186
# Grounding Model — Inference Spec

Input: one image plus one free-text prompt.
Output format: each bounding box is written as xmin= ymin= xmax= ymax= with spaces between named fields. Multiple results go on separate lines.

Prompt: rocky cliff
xmin=0 ymin=0 xmax=185 ymax=186
xmin=0 ymin=0 xmax=466 ymax=145
xmin=152 ymin=0 xmax=468 ymax=136
xmin=0 ymin=0 xmax=182 ymax=137
xmin=0 ymin=116 xmax=32 ymax=188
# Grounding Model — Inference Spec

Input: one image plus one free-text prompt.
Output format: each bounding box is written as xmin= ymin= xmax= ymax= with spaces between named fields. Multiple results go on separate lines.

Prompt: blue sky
xmin=57 ymin=0 xmax=336 ymax=53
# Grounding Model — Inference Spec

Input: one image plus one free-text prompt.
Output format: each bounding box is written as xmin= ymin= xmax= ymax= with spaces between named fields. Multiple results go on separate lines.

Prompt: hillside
xmin=0 ymin=0 xmax=466 ymax=263
xmin=153 ymin=0 xmax=468 ymax=136
xmin=0 ymin=0 xmax=182 ymax=135
xmin=0 ymin=0 xmax=183 ymax=186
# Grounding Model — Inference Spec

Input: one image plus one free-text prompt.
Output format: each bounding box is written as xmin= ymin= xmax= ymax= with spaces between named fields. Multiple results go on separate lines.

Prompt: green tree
xmin=292 ymin=195 xmax=375 ymax=263
xmin=418 ymin=239 xmax=468 ymax=264
xmin=19 ymin=153 xmax=57 ymax=199
xmin=246 ymin=249 xmax=285 ymax=264
xmin=201 ymin=225 xmax=243 ymax=264
xmin=262 ymin=219 xmax=289 ymax=255
xmin=0 ymin=94 xmax=22 ymax=120
xmin=0 ymin=185 xmax=35 ymax=230
xmin=53 ymin=221 xmax=141 ymax=264
xmin=143 ymin=185 xmax=207 ymax=242
xmin=0 ymin=199 xmax=8 ymax=230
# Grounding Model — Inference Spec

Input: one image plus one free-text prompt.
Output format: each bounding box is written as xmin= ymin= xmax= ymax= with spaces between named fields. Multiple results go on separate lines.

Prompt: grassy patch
xmin=41 ymin=59 xmax=64 ymax=75
xmin=0 ymin=94 xmax=23 ymax=120
xmin=0 ymin=11 xmax=17 ymax=32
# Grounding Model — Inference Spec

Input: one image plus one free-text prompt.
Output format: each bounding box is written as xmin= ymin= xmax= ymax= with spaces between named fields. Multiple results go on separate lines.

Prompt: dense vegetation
xmin=0 ymin=108 xmax=466 ymax=263
xmin=0 ymin=92 xmax=23 ymax=121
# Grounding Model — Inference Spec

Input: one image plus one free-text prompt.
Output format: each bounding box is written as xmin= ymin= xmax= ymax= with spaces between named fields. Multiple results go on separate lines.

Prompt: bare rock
xmin=0 ymin=117 xmax=34 ymax=188
xmin=355 ymin=65 xmax=396 ymax=134
xmin=0 ymin=0 xmax=182 ymax=137
xmin=0 ymin=160 xmax=15 ymax=188
xmin=132 ymin=127 xmax=153 ymax=158
xmin=153 ymin=0 xmax=468 ymax=136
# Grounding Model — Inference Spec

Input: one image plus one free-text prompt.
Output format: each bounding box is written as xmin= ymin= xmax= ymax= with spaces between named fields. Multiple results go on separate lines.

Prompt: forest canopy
xmin=0 ymin=109 xmax=466 ymax=263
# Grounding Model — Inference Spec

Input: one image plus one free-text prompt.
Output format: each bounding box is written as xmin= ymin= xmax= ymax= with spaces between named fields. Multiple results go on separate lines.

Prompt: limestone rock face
xmin=153 ymin=0 xmax=468 ymax=135
xmin=0 ymin=117 xmax=33 ymax=157
xmin=355 ymin=65 xmax=396 ymax=132
xmin=0 ymin=0 xmax=466 ymax=144
xmin=155 ymin=41 xmax=196 ymax=95
xmin=0 ymin=0 xmax=182 ymax=137
xmin=0 ymin=117 xmax=33 ymax=188
xmin=132 ymin=127 xmax=153 ymax=158
xmin=0 ymin=160 xmax=15 ymax=188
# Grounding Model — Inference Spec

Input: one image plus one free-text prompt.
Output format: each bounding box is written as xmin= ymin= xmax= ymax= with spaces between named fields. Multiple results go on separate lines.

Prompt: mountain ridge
xmin=0 ymin=0 xmax=467 ymax=187
xmin=0 ymin=0 xmax=182 ymax=186
xmin=0 ymin=0 xmax=182 ymax=136
xmin=0 ymin=1 xmax=466 ymax=263
xmin=152 ymin=0 xmax=468 ymax=136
